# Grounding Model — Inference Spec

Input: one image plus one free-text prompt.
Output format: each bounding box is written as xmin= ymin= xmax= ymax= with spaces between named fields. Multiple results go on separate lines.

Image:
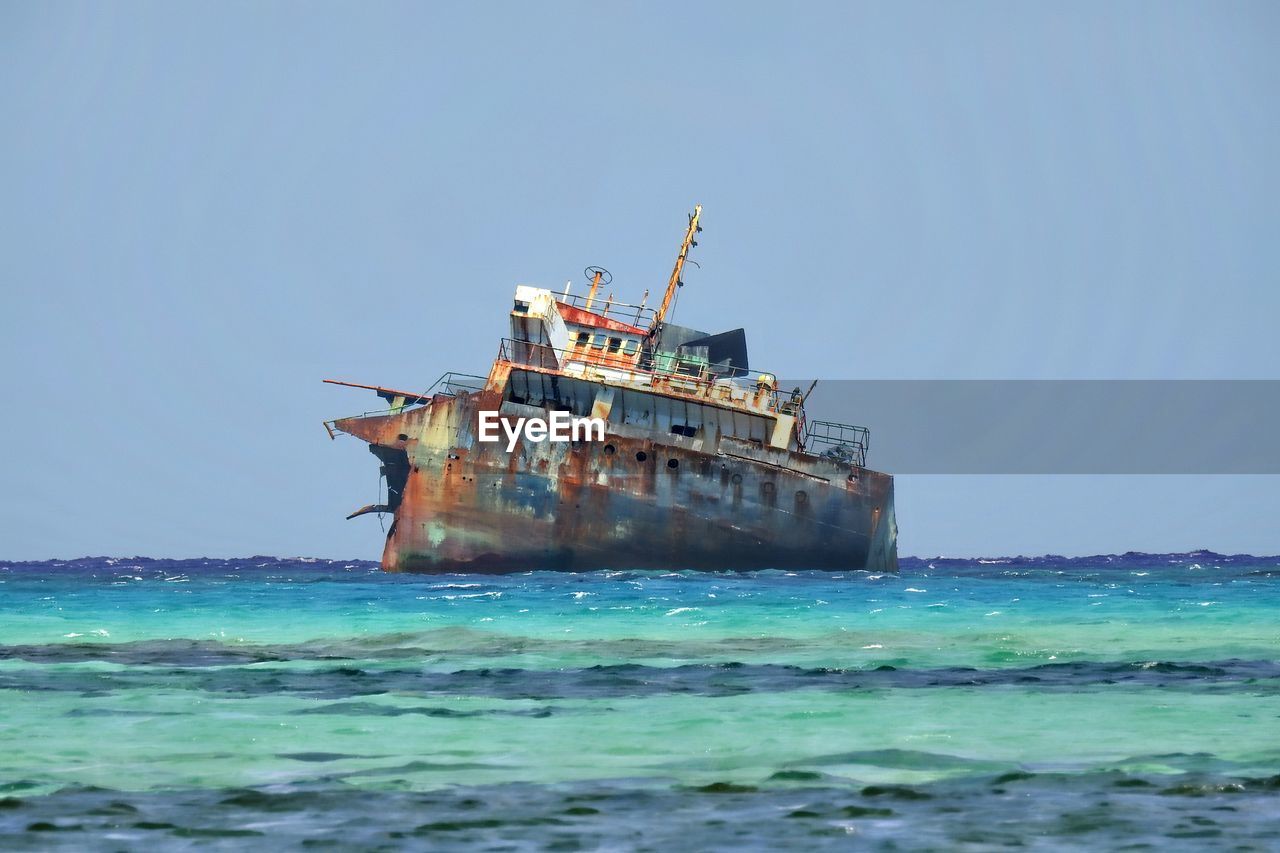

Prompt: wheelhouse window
xmin=606 ymin=337 xmax=623 ymax=354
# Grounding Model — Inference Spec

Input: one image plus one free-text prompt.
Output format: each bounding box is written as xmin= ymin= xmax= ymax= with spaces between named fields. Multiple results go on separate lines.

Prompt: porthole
xmin=603 ymin=444 xmax=616 ymax=456
xmin=667 ymin=458 xmax=679 ymax=469
xmin=730 ymin=473 xmax=743 ymax=485
xmin=636 ymin=451 xmax=648 ymax=463
xmin=795 ymin=490 xmax=809 ymax=504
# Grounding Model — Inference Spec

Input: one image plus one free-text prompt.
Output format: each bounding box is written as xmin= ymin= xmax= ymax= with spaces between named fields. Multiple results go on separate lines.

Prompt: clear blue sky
xmin=2 ymin=2 xmax=1277 ymax=560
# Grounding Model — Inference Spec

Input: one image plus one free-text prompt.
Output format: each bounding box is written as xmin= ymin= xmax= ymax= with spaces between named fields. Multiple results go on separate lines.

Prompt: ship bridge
xmin=496 ymin=282 xmax=861 ymax=463
xmin=328 ymin=207 xmax=872 ymax=469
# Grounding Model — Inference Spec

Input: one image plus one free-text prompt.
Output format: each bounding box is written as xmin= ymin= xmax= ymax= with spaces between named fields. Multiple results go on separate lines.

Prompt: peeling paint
xmin=332 ymin=388 xmax=896 ymax=573
xmin=326 ymin=208 xmax=897 ymax=573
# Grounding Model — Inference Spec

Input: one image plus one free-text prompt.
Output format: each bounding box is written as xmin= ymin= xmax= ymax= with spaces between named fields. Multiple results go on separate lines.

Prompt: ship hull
xmin=335 ymin=391 xmax=898 ymax=573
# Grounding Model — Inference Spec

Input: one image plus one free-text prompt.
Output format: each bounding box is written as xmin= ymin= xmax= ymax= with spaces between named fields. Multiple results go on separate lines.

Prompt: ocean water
xmin=0 ymin=553 xmax=1278 ymax=850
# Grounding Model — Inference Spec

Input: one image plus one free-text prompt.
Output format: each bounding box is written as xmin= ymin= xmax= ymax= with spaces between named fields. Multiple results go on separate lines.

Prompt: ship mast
xmin=584 ymin=268 xmax=604 ymax=311
xmin=649 ymin=204 xmax=702 ymax=333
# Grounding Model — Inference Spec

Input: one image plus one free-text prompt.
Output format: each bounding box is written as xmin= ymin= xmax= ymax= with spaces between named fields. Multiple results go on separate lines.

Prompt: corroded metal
xmin=332 ymin=388 xmax=897 ymax=573
xmin=327 ymin=206 xmax=898 ymax=574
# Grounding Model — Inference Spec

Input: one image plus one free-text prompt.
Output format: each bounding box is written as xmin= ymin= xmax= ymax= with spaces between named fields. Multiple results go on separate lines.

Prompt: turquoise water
xmin=1 ymin=553 xmax=1278 ymax=849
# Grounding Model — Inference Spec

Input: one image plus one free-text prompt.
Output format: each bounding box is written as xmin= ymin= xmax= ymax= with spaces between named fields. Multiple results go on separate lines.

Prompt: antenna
xmin=635 ymin=288 xmax=650 ymax=325
xmin=650 ymin=205 xmax=702 ymax=333
xmin=582 ymin=266 xmax=612 ymax=311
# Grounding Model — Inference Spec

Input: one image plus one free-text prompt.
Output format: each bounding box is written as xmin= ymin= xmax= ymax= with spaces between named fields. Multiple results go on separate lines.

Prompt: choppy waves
xmin=3 ymin=772 xmax=1280 ymax=850
xmin=2 ymin=652 xmax=1279 ymax=699
xmin=1 ymin=553 xmax=1278 ymax=849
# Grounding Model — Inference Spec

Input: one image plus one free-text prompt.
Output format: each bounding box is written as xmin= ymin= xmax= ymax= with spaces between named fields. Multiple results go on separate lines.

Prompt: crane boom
xmin=649 ymin=204 xmax=702 ymax=332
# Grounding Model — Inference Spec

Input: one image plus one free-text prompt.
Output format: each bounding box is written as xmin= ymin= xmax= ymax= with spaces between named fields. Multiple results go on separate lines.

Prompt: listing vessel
xmin=325 ymin=207 xmax=897 ymax=573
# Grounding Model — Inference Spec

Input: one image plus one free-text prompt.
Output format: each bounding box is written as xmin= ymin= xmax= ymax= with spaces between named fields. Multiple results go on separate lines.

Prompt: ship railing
xmin=803 ymin=419 xmax=870 ymax=468
xmin=424 ymin=371 xmax=488 ymax=398
xmin=557 ymin=292 xmax=657 ymax=328
xmin=495 ymin=338 xmax=782 ymax=410
xmin=322 ymin=371 xmax=488 ymax=438
xmin=341 ymin=372 xmax=487 ymax=416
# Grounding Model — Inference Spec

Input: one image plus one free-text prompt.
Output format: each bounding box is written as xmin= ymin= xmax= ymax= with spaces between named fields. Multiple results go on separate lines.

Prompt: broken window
xmin=606 ymin=337 xmax=623 ymax=354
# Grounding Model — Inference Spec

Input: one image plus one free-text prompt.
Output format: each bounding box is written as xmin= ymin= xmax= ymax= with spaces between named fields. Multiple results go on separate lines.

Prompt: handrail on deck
xmin=424 ymin=371 xmax=488 ymax=398
xmin=557 ymin=292 xmax=656 ymax=328
xmin=804 ymin=419 xmax=870 ymax=468
xmin=322 ymin=371 xmax=487 ymax=440
xmin=494 ymin=337 xmax=780 ymax=408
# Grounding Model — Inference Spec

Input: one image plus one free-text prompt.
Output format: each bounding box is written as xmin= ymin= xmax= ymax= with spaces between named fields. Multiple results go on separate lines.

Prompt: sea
xmin=0 ymin=553 xmax=1277 ymax=850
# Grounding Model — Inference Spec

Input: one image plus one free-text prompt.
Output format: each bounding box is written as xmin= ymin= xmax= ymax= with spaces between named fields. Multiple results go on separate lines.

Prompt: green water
xmin=0 ymin=555 xmax=1277 ymax=849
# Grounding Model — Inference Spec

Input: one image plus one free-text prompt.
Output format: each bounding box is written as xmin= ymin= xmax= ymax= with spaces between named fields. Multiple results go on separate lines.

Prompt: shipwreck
xmin=325 ymin=207 xmax=898 ymax=573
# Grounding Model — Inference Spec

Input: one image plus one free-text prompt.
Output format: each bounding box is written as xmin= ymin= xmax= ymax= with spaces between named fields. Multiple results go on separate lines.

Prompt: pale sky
xmin=2 ymin=2 xmax=1277 ymax=559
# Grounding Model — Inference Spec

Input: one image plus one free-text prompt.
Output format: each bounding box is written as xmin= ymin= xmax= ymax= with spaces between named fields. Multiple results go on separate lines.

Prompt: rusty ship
xmin=325 ymin=207 xmax=898 ymax=573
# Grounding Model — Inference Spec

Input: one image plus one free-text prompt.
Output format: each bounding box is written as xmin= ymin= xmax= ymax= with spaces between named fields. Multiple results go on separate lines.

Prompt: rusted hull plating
xmin=335 ymin=391 xmax=898 ymax=574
